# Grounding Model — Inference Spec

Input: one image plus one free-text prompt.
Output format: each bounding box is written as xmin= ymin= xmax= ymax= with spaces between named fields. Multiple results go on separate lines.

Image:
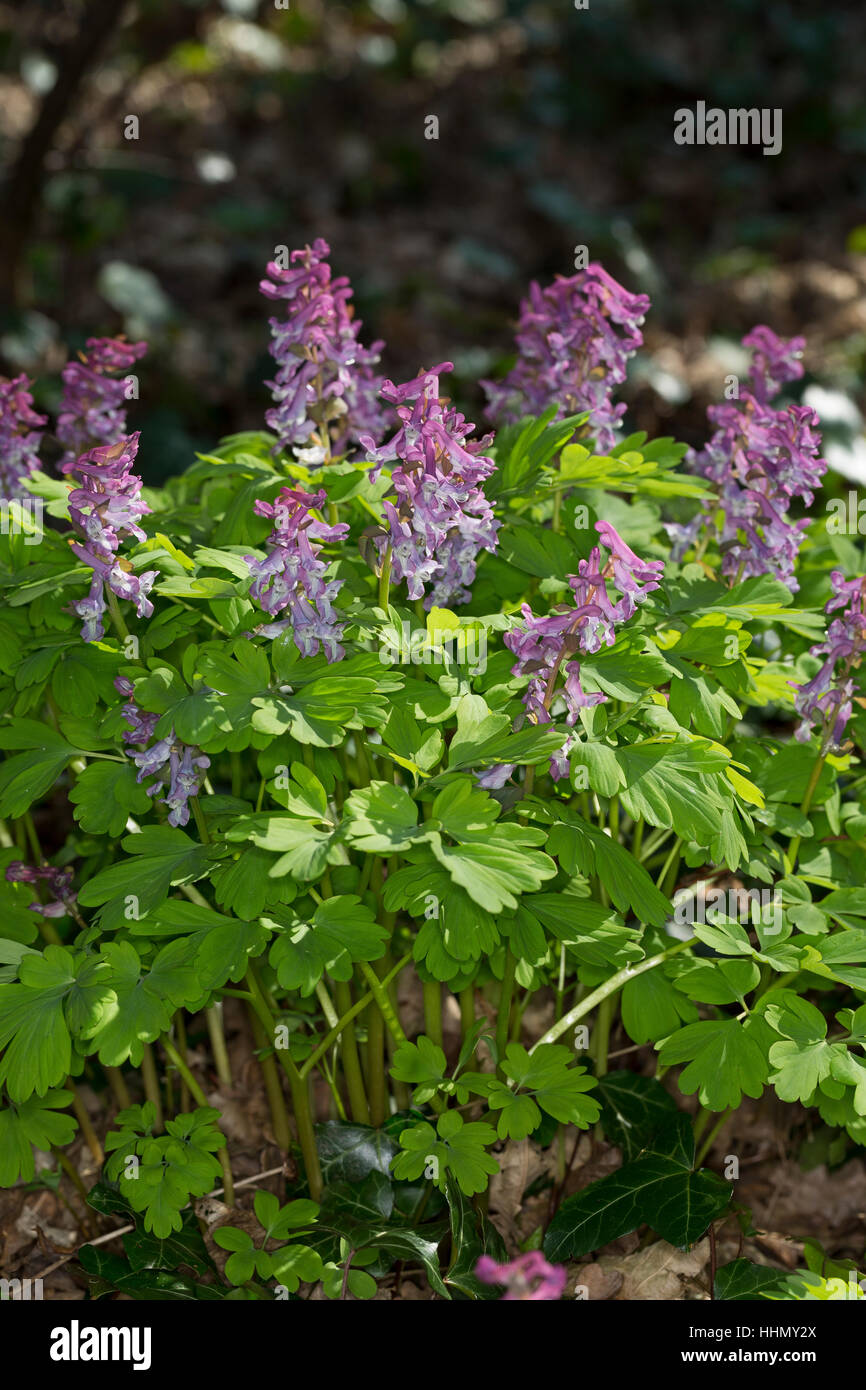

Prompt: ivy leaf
xmin=69 ymin=761 xmax=154 ymax=838
xmin=595 ymin=1072 xmax=679 ymax=1161
xmin=544 ymin=1114 xmax=732 ymax=1260
xmin=0 ymin=1089 xmax=77 ymax=1184
xmin=714 ymin=1259 xmax=793 ymax=1301
xmin=315 ymin=1121 xmax=398 ymax=1186
xmin=391 ymin=1111 xmax=499 ymax=1196
xmin=656 ymin=1018 xmax=769 ymax=1111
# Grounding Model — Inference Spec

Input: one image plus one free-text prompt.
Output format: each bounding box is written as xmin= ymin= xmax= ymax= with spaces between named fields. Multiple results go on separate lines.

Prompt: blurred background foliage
xmin=1 ymin=0 xmax=866 ymax=484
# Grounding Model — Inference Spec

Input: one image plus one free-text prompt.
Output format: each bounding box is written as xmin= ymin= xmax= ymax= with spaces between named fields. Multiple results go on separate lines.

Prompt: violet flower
xmin=244 ymin=486 xmax=348 ymax=661
xmin=129 ymin=735 xmax=211 ymax=829
xmin=0 ymin=374 xmax=46 ymax=499
xmin=64 ymin=434 xmax=158 ymax=642
xmin=115 ymin=678 xmax=210 ymax=828
xmin=261 ymin=240 xmax=386 ymax=460
xmin=57 ymin=336 xmax=147 ymax=467
xmin=669 ymin=327 xmax=825 ymax=593
xmin=792 ymin=572 xmax=866 ymax=751
xmin=502 ymin=520 xmax=662 ymax=781
xmin=483 ymin=263 xmax=650 ymax=452
xmin=361 ymin=363 xmax=499 ymax=609
xmin=6 ymin=862 xmax=77 ymax=918
xmin=475 ymin=1252 xmax=567 ymax=1301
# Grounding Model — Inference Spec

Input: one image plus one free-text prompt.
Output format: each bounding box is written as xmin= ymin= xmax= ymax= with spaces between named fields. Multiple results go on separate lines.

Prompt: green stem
xmin=364 ymin=962 xmax=387 ymax=1127
xmin=496 ymin=948 xmax=517 ymax=1068
xmin=206 ymin=1003 xmax=233 ymax=1088
xmin=334 ymin=980 xmax=370 ymax=1124
xmin=787 ymin=753 xmax=827 ymax=871
xmin=459 ymin=985 xmax=476 ymax=1046
xmin=248 ymin=1005 xmax=291 ymax=1151
xmin=423 ymin=979 xmax=443 ymax=1048
xmin=534 ymin=938 xmax=697 ymax=1049
xmin=140 ymin=1043 xmax=164 ymax=1130
xmin=161 ymin=1034 xmax=234 ymax=1206
xmin=244 ymin=965 xmax=323 ymax=1199
xmin=65 ymin=1080 xmax=103 ymax=1165
xmin=300 ymin=953 xmax=412 ymax=1080
xmin=104 ymin=1066 xmax=131 ymax=1110
xmin=378 ymin=544 xmax=392 ymax=610
xmin=695 ymin=1108 xmax=732 ymax=1168
xmin=592 ymin=993 xmax=615 ymax=1079
xmin=357 ymin=960 xmax=407 ymax=1046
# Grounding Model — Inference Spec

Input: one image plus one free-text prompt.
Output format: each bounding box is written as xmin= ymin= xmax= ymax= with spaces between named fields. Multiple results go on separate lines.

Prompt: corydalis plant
xmin=261 ymin=238 xmax=386 ymax=463
xmin=245 ymin=486 xmax=349 ymax=659
xmin=672 ymin=326 xmax=825 ymax=591
xmin=57 ymin=335 xmax=146 ymax=467
xmin=793 ymin=572 xmax=866 ymax=751
xmin=501 ymin=520 xmax=663 ymax=781
xmin=362 ymin=363 xmax=499 ymax=609
xmin=0 ymin=374 xmax=46 ymax=499
xmin=115 ymin=676 xmax=210 ymax=828
xmin=64 ymin=433 xmax=157 ymax=642
xmin=483 ymin=262 xmax=650 ymax=452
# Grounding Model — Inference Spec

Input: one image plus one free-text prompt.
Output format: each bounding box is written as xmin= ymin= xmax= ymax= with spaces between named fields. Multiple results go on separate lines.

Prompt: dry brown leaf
xmin=591 ymin=1238 xmax=709 ymax=1301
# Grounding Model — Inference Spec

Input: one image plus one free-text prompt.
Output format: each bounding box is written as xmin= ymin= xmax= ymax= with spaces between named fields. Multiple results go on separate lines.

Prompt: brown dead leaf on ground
xmin=586 ymin=1238 xmax=710 ymax=1301
xmin=488 ymin=1139 xmax=547 ymax=1247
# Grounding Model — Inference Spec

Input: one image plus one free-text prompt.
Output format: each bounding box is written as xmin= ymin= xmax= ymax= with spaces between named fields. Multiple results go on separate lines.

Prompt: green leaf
xmin=656 ymin=1018 xmax=769 ymax=1111
xmin=268 ymin=896 xmax=387 ymax=996
xmin=545 ymin=812 xmax=670 ymax=928
xmin=343 ymin=782 xmax=420 ymax=852
xmin=544 ymin=1114 xmax=732 ymax=1260
xmin=0 ymin=947 xmax=113 ymax=1100
xmin=391 ymin=1111 xmax=499 ymax=1196
xmin=477 ymin=1043 xmax=600 ymax=1139
xmin=390 ymin=1036 xmax=448 ymax=1105
xmin=621 ymin=969 xmax=698 ymax=1045
xmin=595 ymin=1072 xmax=679 ymax=1161
xmin=69 ymin=761 xmax=153 ymax=837
xmin=714 ymin=1258 xmax=793 ymax=1301
xmin=77 ymin=827 xmax=212 ymax=929
xmin=0 ymin=1089 xmax=76 ymax=1184
xmin=0 ymin=721 xmax=76 ymax=818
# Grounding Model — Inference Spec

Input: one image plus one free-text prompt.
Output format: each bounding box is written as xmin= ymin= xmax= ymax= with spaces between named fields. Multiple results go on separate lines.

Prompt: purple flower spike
xmin=117 ymin=682 xmax=210 ymax=827
xmin=244 ymin=486 xmax=348 ymax=661
xmin=792 ymin=572 xmax=866 ymax=750
xmin=0 ymin=374 xmax=47 ymax=499
xmin=475 ymin=1252 xmax=567 ymax=1301
xmin=65 ymin=434 xmax=158 ymax=642
xmin=669 ymin=326 xmax=825 ymax=593
xmin=503 ymin=520 xmax=661 ymax=781
xmin=260 ymin=240 xmax=386 ymax=460
xmin=483 ymin=262 xmax=650 ymax=452
xmin=6 ymin=861 xmax=77 ymax=918
xmin=361 ymin=363 xmax=499 ymax=609
xmin=57 ymin=336 xmax=147 ymax=467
